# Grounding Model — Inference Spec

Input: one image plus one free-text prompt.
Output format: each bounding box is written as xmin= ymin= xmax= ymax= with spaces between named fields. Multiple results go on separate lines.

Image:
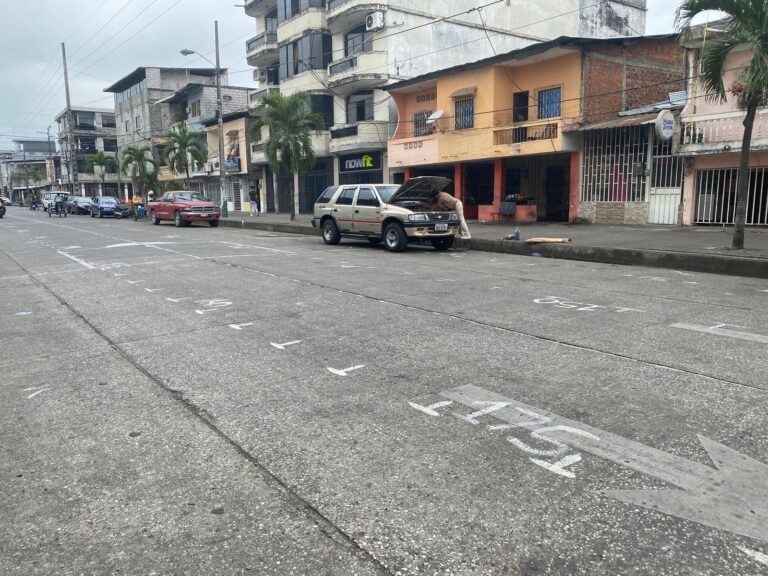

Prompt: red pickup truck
xmin=148 ymin=191 xmax=221 ymax=227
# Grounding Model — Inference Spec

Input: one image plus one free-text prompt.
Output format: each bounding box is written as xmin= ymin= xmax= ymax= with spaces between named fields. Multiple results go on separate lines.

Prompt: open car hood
xmin=388 ymin=176 xmax=452 ymax=204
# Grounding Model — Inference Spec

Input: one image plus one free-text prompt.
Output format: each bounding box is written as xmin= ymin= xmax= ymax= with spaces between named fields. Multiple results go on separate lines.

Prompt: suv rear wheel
xmin=322 ymin=219 xmax=341 ymax=245
xmin=384 ymin=222 xmax=408 ymax=252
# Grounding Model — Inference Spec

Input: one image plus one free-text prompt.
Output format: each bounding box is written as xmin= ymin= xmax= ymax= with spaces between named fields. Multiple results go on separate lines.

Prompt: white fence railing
xmin=680 ymin=109 xmax=768 ymax=149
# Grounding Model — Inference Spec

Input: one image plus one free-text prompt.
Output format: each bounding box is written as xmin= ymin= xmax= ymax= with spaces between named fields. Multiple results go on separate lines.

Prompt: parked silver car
xmin=312 ymin=177 xmax=461 ymax=252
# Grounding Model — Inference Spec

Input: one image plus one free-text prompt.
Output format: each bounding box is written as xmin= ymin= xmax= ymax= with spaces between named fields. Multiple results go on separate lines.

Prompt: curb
xmin=220 ymin=218 xmax=768 ymax=279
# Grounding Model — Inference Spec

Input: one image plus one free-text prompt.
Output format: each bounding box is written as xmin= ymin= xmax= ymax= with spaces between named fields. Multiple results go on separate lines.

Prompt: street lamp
xmin=181 ymin=20 xmax=228 ymax=217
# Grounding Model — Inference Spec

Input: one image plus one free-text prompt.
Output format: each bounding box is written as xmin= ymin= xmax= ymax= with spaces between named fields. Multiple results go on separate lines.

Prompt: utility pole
xmin=62 ymin=42 xmax=78 ymax=195
xmin=215 ymin=20 xmax=228 ymax=217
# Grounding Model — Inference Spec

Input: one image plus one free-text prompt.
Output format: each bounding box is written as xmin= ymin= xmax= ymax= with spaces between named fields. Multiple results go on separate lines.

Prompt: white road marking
xmin=229 ymin=323 xmax=254 ymax=330
xmin=327 ymin=364 xmax=365 ymax=376
xmin=490 ymin=286 xmax=502 ymax=290
xmin=270 ymin=340 xmax=302 ymax=350
xmin=530 ymin=453 xmax=583 ymax=479
xmin=408 ymin=400 xmax=453 ymax=417
xmin=26 ymin=388 xmax=49 ymax=400
xmin=671 ymin=322 xmax=768 ymax=344
xmin=144 ymin=288 xmax=164 ymax=292
xmin=683 ymin=281 xmax=698 ymax=285
xmin=113 ymin=273 xmax=129 ymax=277
xmin=126 ymin=280 xmax=145 ymax=285
xmin=453 ymin=401 xmax=510 ymax=425
xmin=15 ymin=311 xmax=33 ymax=316
xmin=218 ymin=241 xmax=296 ymax=255
xmin=62 ymin=245 xmax=80 ymax=249
xmin=56 ymin=249 xmax=96 ymax=269
xmin=440 ymin=384 xmax=768 ymax=544
xmin=758 ymin=289 xmax=768 ymax=293
xmin=341 ymin=264 xmax=359 ymax=269
xmin=166 ymin=297 xmax=193 ymax=303
xmin=739 ymin=547 xmax=768 ymax=567
xmin=0 ymin=275 xmax=30 ymax=281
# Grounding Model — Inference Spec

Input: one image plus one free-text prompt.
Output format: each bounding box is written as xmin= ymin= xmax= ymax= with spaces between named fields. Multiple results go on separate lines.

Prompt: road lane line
xmin=671 ymin=322 xmax=768 ymax=344
xmin=56 ymin=250 xmax=96 ymax=269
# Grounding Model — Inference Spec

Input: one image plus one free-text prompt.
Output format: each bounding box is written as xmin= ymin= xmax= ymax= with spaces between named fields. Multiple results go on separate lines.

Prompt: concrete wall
xmin=578 ymin=201 xmax=649 ymax=224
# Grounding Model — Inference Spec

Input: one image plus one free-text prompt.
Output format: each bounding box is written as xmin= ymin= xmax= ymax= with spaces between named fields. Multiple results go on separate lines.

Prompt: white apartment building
xmin=55 ymin=107 xmax=118 ymax=197
xmin=243 ymin=0 xmax=647 ymax=213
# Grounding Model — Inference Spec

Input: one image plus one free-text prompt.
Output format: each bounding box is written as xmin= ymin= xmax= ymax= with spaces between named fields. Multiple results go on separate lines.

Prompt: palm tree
xmin=121 ymin=145 xmax=156 ymax=197
xmin=248 ymin=91 xmax=324 ymax=220
xmin=164 ymin=125 xmax=208 ymax=187
xmin=678 ymin=1 xmax=768 ymax=248
xmin=86 ymin=151 xmax=116 ymax=195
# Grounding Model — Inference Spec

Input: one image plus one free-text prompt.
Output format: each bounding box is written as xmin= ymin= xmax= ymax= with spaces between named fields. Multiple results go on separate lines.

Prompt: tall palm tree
xmin=86 ymin=151 xmax=116 ymax=194
xmin=678 ymin=0 xmax=768 ymax=248
xmin=249 ymin=91 xmax=324 ymax=220
xmin=164 ymin=125 xmax=208 ymax=188
xmin=121 ymin=145 xmax=156 ymax=197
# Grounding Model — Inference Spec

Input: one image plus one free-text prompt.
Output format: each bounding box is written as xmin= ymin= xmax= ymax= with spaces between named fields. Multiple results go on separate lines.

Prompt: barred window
xmin=538 ymin=87 xmax=561 ymax=119
xmin=413 ymin=109 xmax=432 ymax=137
xmin=454 ymin=98 xmax=474 ymax=131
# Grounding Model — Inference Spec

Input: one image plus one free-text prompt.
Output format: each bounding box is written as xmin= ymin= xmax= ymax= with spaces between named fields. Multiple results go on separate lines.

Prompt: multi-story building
xmin=243 ymin=0 xmax=649 ymax=214
xmin=154 ymin=82 xmax=251 ymax=205
xmin=678 ymin=27 xmax=768 ymax=227
xmin=2 ymin=139 xmax=59 ymax=203
xmin=55 ymin=107 xmax=119 ymax=197
xmin=104 ymin=67 xmax=235 ymax=197
xmin=386 ymin=35 xmax=685 ymax=224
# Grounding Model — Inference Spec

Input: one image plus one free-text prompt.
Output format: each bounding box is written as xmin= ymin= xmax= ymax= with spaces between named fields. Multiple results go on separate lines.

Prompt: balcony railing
xmin=249 ymin=87 xmax=279 ymax=105
xmin=680 ymin=108 xmax=768 ymax=153
xmin=329 ymin=56 xmax=357 ymax=76
xmin=494 ymin=121 xmax=558 ymax=145
xmin=331 ymin=125 xmax=358 ymax=139
xmin=246 ymin=31 xmax=277 ymax=53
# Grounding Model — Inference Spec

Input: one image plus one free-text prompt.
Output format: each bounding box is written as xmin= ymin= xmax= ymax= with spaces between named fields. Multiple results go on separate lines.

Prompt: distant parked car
xmin=68 ymin=196 xmax=94 ymax=215
xmin=148 ymin=190 xmax=220 ymax=227
xmin=90 ymin=196 xmax=129 ymax=218
xmin=0 ymin=196 xmax=11 ymax=206
xmin=42 ymin=191 xmax=71 ymax=212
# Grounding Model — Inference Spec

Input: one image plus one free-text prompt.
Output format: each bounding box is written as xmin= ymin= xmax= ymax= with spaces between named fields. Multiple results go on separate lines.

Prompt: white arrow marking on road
xmin=739 ymin=547 xmax=768 ymax=567
xmin=441 ymin=384 xmax=768 ymax=544
xmin=229 ymin=323 xmax=254 ymax=330
xmin=270 ymin=340 xmax=302 ymax=350
xmin=327 ymin=365 xmax=365 ymax=376
xmin=671 ymin=322 xmax=768 ymax=344
xmin=408 ymin=400 xmax=454 ymax=417
xmin=26 ymin=388 xmax=49 ymax=399
xmin=453 ymin=401 xmax=511 ymax=425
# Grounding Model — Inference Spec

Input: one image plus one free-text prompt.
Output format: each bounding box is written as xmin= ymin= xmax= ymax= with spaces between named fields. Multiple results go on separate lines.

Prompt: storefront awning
xmin=450 ymin=86 xmax=477 ymax=99
xmin=565 ymin=112 xmax=658 ymax=132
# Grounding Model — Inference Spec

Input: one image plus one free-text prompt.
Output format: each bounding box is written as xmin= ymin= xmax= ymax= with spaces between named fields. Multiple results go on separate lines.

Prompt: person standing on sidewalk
xmin=249 ymin=185 xmax=260 ymax=216
xmin=431 ymin=189 xmax=471 ymax=239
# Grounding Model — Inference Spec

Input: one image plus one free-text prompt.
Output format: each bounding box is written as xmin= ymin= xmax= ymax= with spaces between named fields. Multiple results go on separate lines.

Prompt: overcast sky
xmin=1 ymin=0 xmax=693 ymax=150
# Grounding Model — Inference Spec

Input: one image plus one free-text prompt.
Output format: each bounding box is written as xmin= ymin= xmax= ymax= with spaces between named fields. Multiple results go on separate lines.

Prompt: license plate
xmin=434 ymin=223 xmax=448 ymax=231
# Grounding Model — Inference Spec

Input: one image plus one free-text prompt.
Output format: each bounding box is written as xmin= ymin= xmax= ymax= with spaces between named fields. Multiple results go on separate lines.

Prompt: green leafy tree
xmin=678 ymin=0 xmax=768 ymax=248
xmin=164 ymin=125 xmax=208 ymax=187
xmin=86 ymin=151 xmax=117 ymax=187
xmin=121 ymin=145 xmax=156 ymax=197
xmin=248 ymin=91 xmax=324 ymax=220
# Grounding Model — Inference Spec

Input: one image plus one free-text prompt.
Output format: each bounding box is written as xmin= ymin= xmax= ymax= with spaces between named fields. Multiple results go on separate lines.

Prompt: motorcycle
xmin=29 ymin=201 xmax=38 ymax=211
xmin=0 ymin=200 xmax=6 ymax=219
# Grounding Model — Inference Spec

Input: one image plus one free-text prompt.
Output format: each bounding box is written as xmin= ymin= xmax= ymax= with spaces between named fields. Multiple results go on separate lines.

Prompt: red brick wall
xmin=582 ymin=38 xmax=685 ymax=124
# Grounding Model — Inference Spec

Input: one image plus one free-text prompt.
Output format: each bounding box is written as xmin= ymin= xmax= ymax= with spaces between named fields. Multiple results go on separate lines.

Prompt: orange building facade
xmin=386 ymin=36 xmax=685 ymax=223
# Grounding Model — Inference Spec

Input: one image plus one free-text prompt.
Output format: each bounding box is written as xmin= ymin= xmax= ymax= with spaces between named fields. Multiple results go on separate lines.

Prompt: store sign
xmin=655 ymin=110 xmax=675 ymax=141
xmin=340 ymin=152 xmax=381 ymax=172
xmin=224 ymin=158 xmax=241 ymax=173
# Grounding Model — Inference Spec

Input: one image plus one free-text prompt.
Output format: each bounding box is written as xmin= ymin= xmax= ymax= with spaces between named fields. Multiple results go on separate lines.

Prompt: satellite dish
xmin=426 ymin=110 xmax=444 ymax=124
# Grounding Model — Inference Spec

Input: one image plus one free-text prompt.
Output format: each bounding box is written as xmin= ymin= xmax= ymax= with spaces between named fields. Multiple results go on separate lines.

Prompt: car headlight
xmin=183 ymin=207 xmax=193 ymax=212
xmin=449 ymin=213 xmax=459 ymax=221
xmin=408 ymin=213 xmax=428 ymax=222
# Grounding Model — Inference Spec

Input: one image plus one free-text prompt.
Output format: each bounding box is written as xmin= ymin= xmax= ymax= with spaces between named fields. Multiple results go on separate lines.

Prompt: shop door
xmin=545 ymin=166 xmax=568 ymax=221
xmin=648 ymin=188 xmax=681 ymax=224
xmin=232 ymin=181 xmax=242 ymax=211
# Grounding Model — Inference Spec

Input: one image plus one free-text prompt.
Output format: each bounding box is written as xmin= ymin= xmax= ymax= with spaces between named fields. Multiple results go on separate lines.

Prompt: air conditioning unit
xmin=204 ymin=162 xmax=214 ymax=172
xmin=253 ymin=68 xmax=267 ymax=82
xmin=366 ymin=11 xmax=385 ymax=32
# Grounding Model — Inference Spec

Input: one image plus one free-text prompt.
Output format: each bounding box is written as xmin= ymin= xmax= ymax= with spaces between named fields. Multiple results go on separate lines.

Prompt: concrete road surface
xmin=2 ymin=208 xmax=767 ymax=575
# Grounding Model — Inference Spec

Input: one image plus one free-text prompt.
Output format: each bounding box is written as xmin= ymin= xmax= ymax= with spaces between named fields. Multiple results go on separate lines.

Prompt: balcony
xmin=492 ymin=118 xmax=563 ymax=154
xmin=244 ymin=0 xmax=277 ymax=18
xmin=328 ymin=51 xmax=388 ymax=93
xmin=329 ymin=121 xmax=387 ymax=154
xmin=249 ymin=87 xmax=279 ymax=109
xmin=246 ymin=31 xmax=278 ymax=67
xmin=279 ymin=70 xmax=328 ymax=96
xmin=327 ymin=1 xmax=388 ymax=31
xmin=277 ymin=10 xmax=326 ymax=44
xmin=679 ymin=108 xmax=768 ymax=155
xmin=250 ymin=132 xmax=328 ymax=163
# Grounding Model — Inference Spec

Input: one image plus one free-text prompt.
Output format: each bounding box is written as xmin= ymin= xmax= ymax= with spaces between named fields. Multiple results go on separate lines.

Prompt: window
xmin=190 ymin=100 xmax=201 ymax=117
xmin=76 ymin=112 xmax=95 ymax=130
xmin=102 ymin=115 xmax=116 ymax=128
xmin=266 ymin=9 xmax=278 ymax=32
xmin=277 ymin=0 xmax=323 ymax=23
xmin=413 ymin=109 xmax=433 ymax=137
xmin=124 ymin=120 xmax=130 ymax=134
xmin=347 ymin=90 xmax=373 ymax=124
xmin=356 ymin=187 xmax=379 ymax=207
xmin=513 ymin=91 xmax=529 ymax=122
xmin=345 ymin=25 xmax=373 ymax=57
xmin=316 ymin=186 xmax=338 ymax=203
xmin=103 ymin=139 xmax=118 ymax=152
xmin=310 ymin=94 xmax=334 ymax=128
xmin=279 ymin=33 xmax=332 ymax=80
xmin=454 ymin=98 xmax=474 ymax=130
xmin=135 ymin=115 xmax=142 ymax=130
xmin=335 ymin=187 xmax=356 ymax=205
xmin=78 ymin=137 xmax=96 ymax=153
xmin=538 ymin=87 xmax=561 ymax=119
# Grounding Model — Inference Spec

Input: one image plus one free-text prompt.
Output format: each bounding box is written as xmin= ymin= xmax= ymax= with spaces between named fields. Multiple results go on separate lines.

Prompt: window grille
xmin=538 ymin=87 xmax=561 ymax=119
xmin=694 ymin=167 xmax=768 ymax=225
xmin=454 ymin=98 xmax=474 ymax=131
xmin=580 ymin=126 xmax=648 ymax=202
xmin=413 ymin=110 xmax=432 ymax=137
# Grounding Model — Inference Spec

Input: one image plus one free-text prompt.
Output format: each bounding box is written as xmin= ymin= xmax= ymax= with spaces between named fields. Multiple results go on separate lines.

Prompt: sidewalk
xmin=220 ymin=212 xmax=768 ymax=279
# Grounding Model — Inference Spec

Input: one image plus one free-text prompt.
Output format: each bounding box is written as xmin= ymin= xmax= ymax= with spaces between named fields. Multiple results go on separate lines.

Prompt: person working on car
xmin=131 ymin=192 xmax=143 ymax=207
xmin=430 ymin=188 xmax=471 ymax=239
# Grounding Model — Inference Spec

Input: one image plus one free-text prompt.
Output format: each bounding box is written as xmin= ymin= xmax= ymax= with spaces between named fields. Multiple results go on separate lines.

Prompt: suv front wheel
xmin=322 ymin=219 xmax=341 ymax=245
xmin=383 ymin=222 xmax=408 ymax=252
